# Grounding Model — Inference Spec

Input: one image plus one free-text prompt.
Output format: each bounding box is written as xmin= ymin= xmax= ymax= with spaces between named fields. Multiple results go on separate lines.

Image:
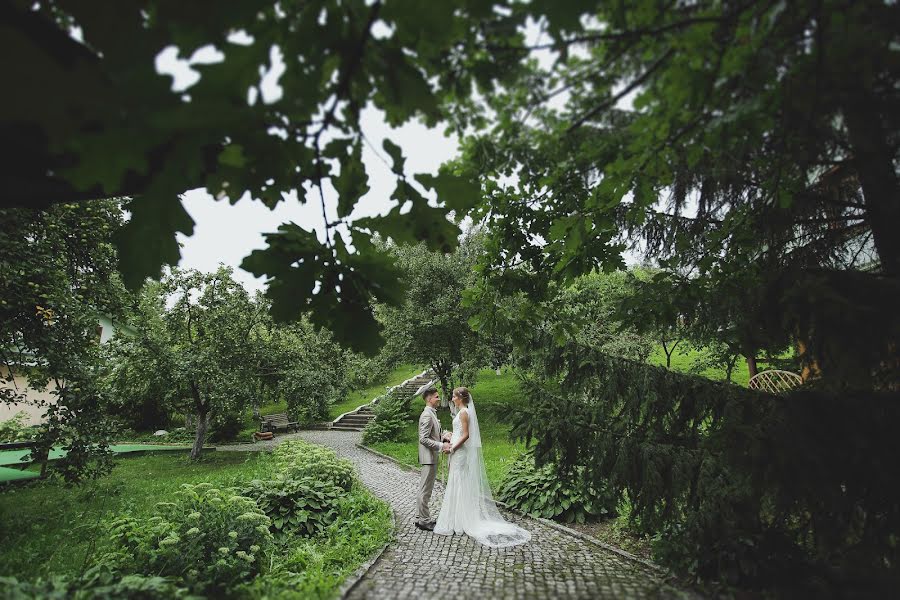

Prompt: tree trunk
xmin=36 ymin=446 xmax=49 ymax=479
xmin=185 ymin=412 xmax=193 ymax=429
xmin=662 ymin=339 xmax=679 ymax=369
xmin=191 ymin=406 xmax=209 ymax=460
xmin=843 ymin=101 xmax=900 ymax=275
xmin=746 ymin=354 xmax=759 ymax=378
xmin=433 ymin=360 xmax=451 ymax=409
xmin=189 ymin=381 xmax=208 ymax=460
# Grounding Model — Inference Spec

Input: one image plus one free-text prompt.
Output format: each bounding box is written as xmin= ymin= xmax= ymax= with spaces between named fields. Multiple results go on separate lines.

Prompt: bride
xmin=434 ymin=386 xmax=531 ymax=548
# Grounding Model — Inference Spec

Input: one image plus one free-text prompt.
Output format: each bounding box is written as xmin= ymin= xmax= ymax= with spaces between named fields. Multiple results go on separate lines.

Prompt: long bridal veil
xmin=460 ymin=397 xmax=531 ymax=548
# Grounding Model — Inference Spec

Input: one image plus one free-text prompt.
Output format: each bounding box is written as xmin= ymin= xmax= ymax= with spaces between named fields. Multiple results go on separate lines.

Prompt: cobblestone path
xmin=290 ymin=430 xmax=692 ymax=600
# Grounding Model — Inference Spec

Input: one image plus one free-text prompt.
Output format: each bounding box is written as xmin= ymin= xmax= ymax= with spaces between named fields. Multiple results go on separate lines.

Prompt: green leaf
xmin=115 ymin=193 xmax=195 ymax=290
xmin=414 ymin=169 xmax=482 ymax=216
xmin=332 ymin=140 xmax=370 ymax=218
xmin=218 ymin=144 xmax=247 ymax=168
xmin=354 ymin=181 xmax=459 ymax=253
xmin=382 ymin=138 xmax=406 ymax=175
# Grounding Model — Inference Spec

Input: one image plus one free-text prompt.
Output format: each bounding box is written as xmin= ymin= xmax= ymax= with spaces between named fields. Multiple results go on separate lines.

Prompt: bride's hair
xmin=452 ymin=386 xmax=471 ymax=405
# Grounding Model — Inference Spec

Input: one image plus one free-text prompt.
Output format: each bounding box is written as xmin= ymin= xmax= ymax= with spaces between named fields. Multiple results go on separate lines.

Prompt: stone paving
xmin=282 ymin=429 xmax=696 ymax=600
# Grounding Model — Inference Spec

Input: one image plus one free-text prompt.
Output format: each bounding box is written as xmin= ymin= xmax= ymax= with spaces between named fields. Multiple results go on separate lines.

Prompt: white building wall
xmin=0 ymin=365 xmax=56 ymax=426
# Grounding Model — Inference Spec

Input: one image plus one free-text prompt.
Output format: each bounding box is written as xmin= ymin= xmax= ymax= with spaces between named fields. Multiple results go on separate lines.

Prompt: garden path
xmin=287 ymin=429 xmax=694 ymax=600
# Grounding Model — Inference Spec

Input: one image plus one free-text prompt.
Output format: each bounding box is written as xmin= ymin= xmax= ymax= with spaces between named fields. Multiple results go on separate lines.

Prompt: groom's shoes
xmin=415 ymin=520 xmax=435 ymax=531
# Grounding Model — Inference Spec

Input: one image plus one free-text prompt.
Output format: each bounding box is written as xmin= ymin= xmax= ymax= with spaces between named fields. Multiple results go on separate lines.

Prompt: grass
xmin=0 ymin=451 xmax=269 ymax=580
xmin=648 ymin=344 xmax=793 ymax=387
xmin=234 ymin=363 xmax=423 ymax=441
xmin=0 ymin=447 xmax=392 ymax=598
xmin=327 ymin=363 xmax=422 ymax=420
xmin=369 ymin=368 xmax=525 ymax=490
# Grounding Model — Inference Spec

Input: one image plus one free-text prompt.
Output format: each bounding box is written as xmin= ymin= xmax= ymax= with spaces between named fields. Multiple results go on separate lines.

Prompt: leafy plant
xmin=104 ymin=483 xmax=274 ymax=594
xmin=0 ymin=565 xmax=196 ymax=600
xmin=234 ymin=484 xmax=393 ymax=599
xmin=361 ymin=390 xmax=410 ymax=445
xmin=270 ymin=440 xmax=355 ymax=492
xmin=241 ymin=476 xmax=343 ymax=537
xmin=497 ymin=453 xmax=616 ymax=524
xmin=0 ymin=412 xmax=36 ymax=443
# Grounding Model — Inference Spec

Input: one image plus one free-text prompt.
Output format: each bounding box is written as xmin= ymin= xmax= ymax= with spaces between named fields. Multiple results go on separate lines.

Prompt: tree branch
xmin=567 ymin=48 xmax=674 ymax=133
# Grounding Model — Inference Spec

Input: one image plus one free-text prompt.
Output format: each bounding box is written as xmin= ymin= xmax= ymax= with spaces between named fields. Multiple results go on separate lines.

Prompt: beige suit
xmin=417 ymin=406 xmax=444 ymax=523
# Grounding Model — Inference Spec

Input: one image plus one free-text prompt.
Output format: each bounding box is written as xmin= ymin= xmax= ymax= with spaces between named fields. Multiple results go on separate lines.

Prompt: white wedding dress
xmin=433 ymin=400 xmax=531 ymax=548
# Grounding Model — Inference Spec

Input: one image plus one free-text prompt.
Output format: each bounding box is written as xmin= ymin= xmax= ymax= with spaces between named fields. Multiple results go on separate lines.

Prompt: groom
xmin=414 ymin=381 xmax=450 ymax=531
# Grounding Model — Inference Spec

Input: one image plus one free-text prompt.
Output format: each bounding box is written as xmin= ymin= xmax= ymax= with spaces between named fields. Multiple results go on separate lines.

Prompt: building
xmin=0 ymin=315 xmax=135 ymax=426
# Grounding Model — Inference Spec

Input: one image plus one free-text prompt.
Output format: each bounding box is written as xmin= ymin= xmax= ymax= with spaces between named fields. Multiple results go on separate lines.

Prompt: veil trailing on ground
xmin=451 ymin=396 xmax=531 ymax=548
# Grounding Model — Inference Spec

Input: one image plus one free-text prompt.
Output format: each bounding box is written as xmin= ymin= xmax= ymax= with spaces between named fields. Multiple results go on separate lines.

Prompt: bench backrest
xmin=262 ymin=413 xmax=293 ymax=424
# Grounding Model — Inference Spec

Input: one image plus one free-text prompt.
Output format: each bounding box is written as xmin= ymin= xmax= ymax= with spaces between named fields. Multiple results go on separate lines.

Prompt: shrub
xmin=497 ymin=453 xmax=617 ymax=523
xmin=0 ymin=565 xmax=194 ymax=599
xmin=0 ymin=412 xmax=36 ymax=443
xmin=241 ymin=476 xmax=343 ymax=537
xmin=361 ymin=390 xmax=409 ymax=445
xmin=105 ymin=483 xmax=274 ymax=594
xmin=207 ymin=411 xmax=244 ymax=443
xmin=270 ymin=440 xmax=355 ymax=492
xmin=235 ymin=486 xmax=393 ymax=599
xmin=516 ymin=349 xmax=900 ymax=592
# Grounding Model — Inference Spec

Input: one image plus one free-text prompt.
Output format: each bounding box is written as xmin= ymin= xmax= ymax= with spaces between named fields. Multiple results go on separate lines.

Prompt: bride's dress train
xmin=434 ymin=401 xmax=530 ymax=548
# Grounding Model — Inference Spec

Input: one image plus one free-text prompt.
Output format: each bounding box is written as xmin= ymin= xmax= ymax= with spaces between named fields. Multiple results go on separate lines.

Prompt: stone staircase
xmin=331 ymin=369 xmax=435 ymax=432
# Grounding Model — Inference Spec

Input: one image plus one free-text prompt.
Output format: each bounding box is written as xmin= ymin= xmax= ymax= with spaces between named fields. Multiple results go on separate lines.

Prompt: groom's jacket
xmin=418 ymin=406 xmax=443 ymax=465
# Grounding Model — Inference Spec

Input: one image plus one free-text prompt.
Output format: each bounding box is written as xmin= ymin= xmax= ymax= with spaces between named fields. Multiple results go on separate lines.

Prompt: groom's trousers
xmin=417 ymin=462 xmax=437 ymax=523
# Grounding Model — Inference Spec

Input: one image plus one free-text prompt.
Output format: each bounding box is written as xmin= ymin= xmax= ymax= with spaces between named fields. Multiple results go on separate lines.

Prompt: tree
xmin=4 ymin=1 xmax=897 ymax=362
xmin=468 ymin=268 xmax=654 ymax=375
xmin=0 ymin=200 xmax=127 ymax=482
xmin=455 ymin=0 xmax=898 ymax=385
xmin=2 ymin=0 xmax=508 ymax=352
xmin=120 ymin=267 xmax=263 ymax=459
xmin=379 ymin=233 xmax=487 ymax=406
xmin=277 ymin=321 xmax=350 ymax=425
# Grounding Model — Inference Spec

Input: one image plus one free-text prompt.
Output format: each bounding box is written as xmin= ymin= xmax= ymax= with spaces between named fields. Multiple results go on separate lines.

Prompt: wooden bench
xmin=259 ymin=413 xmax=300 ymax=433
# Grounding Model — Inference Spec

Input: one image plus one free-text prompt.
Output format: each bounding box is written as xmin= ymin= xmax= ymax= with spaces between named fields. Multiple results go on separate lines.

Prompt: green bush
xmin=361 ymin=390 xmax=409 ymax=445
xmin=0 ymin=412 xmax=36 ymax=443
xmin=241 ymin=476 xmax=343 ymax=537
xmin=235 ymin=486 xmax=393 ymax=599
xmin=516 ymin=348 xmax=900 ymax=592
xmin=271 ymin=440 xmax=355 ymax=492
xmin=207 ymin=411 xmax=244 ymax=443
xmin=497 ymin=453 xmax=616 ymax=524
xmin=114 ymin=427 xmax=196 ymax=444
xmin=0 ymin=565 xmax=195 ymax=599
xmin=104 ymin=483 xmax=274 ymax=594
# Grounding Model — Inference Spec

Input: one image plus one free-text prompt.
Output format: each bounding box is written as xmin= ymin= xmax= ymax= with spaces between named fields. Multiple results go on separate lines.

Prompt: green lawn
xmin=647 ymin=344 xmax=792 ymax=387
xmin=0 ymin=451 xmax=271 ymax=580
xmin=236 ymin=363 xmax=423 ymax=440
xmin=370 ymin=368 xmax=525 ymax=490
xmin=0 ymin=448 xmax=392 ymax=598
xmin=327 ymin=363 xmax=422 ymax=420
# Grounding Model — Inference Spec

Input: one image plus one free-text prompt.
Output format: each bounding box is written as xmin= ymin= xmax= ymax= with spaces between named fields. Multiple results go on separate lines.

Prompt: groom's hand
xmin=442 ymin=442 xmax=451 ymax=453
xmin=442 ymin=432 xmax=451 ymax=442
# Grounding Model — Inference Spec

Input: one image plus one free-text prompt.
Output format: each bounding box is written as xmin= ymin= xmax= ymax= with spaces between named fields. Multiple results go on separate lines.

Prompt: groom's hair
xmin=423 ymin=389 xmax=438 ymax=402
